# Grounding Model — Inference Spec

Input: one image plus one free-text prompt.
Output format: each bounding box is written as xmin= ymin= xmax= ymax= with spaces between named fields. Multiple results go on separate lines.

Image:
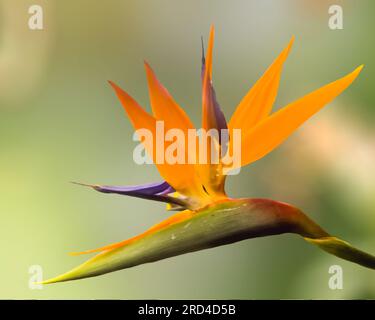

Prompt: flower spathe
xmin=40 ymin=26 xmax=375 ymax=285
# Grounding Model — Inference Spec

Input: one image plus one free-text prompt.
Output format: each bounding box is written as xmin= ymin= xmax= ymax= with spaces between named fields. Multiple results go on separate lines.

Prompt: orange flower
xmin=40 ymin=26 xmax=374 ymax=285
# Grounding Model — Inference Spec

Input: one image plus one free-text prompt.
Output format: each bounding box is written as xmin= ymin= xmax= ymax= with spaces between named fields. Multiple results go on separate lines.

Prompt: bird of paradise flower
xmin=41 ymin=26 xmax=375 ymax=284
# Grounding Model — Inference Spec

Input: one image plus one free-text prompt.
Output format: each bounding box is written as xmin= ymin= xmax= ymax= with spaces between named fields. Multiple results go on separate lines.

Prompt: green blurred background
xmin=1 ymin=0 xmax=375 ymax=299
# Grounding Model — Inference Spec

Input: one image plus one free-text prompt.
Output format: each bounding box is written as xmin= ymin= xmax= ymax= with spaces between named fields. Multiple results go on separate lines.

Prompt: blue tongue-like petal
xmin=93 ymin=181 xmax=173 ymax=195
xmin=72 ymin=181 xmax=186 ymax=206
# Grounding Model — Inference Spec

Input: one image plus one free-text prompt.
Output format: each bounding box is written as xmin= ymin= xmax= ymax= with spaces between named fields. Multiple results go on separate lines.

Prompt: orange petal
xmin=144 ymin=63 xmax=208 ymax=197
xmin=238 ymin=65 xmax=363 ymax=168
xmin=198 ymin=25 xmax=228 ymax=197
xmin=202 ymin=25 xmax=215 ymax=130
xmin=144 ymin=61 xmax=195 ymax=132
xmin=109 ymin=81 xmax=204 ymax=197
xmin=229 ymin=36 xmax=294 ymax=131
xmin=108 ymin=80 xmax=156 ymax=158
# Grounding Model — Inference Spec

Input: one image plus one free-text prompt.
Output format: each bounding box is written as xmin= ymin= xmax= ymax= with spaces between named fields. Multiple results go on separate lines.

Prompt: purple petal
xmin=72 ymin=181 xmax=186 ymax=207
xmin=201 ymin=38 xmax=228 ymax=154
xmin=201 ymin=36 xmax=206 ymax=80
xmin=94 ymin=181 xmax=173 ymax=195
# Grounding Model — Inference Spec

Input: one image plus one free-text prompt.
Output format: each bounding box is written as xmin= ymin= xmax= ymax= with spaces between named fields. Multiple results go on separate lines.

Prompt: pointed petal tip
xmin=70 ymin=181 xmax=98 ymax=190
xmin=108 ymin=80 xmax=121 ymax=92
xmin=37 ymin=276 xmax=68 ymax=285
xmin=354 ymin=64 xmax=364 ymax=74
xmin=108 ymin=80 xmax=126 ymax=94
xmin=280 ymin=36 xmax=294 ymax=58
xmin=37 ymin=274 xmax=71 ymax=285
xmin=143 ymin=60 xmax=151 ymax=69
xmin=69 ymin=250 xmax=92 ymax=256
xmin=209 ymin=25 xmax=215 ymax=42
xmin=287 ymin=35 xmax=295 ymax=49
xmin=144 ymin=61 xmax=156 ymax=79
xmin=35 ymin=276 xmax=64 ymax=285
xmin=340 ymin=64 xmax=364 ymax=84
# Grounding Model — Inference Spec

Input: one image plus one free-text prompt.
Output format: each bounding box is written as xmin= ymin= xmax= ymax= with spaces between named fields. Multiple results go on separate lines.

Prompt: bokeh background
xmin=1 ymin=0 xmax=375 ymax=299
